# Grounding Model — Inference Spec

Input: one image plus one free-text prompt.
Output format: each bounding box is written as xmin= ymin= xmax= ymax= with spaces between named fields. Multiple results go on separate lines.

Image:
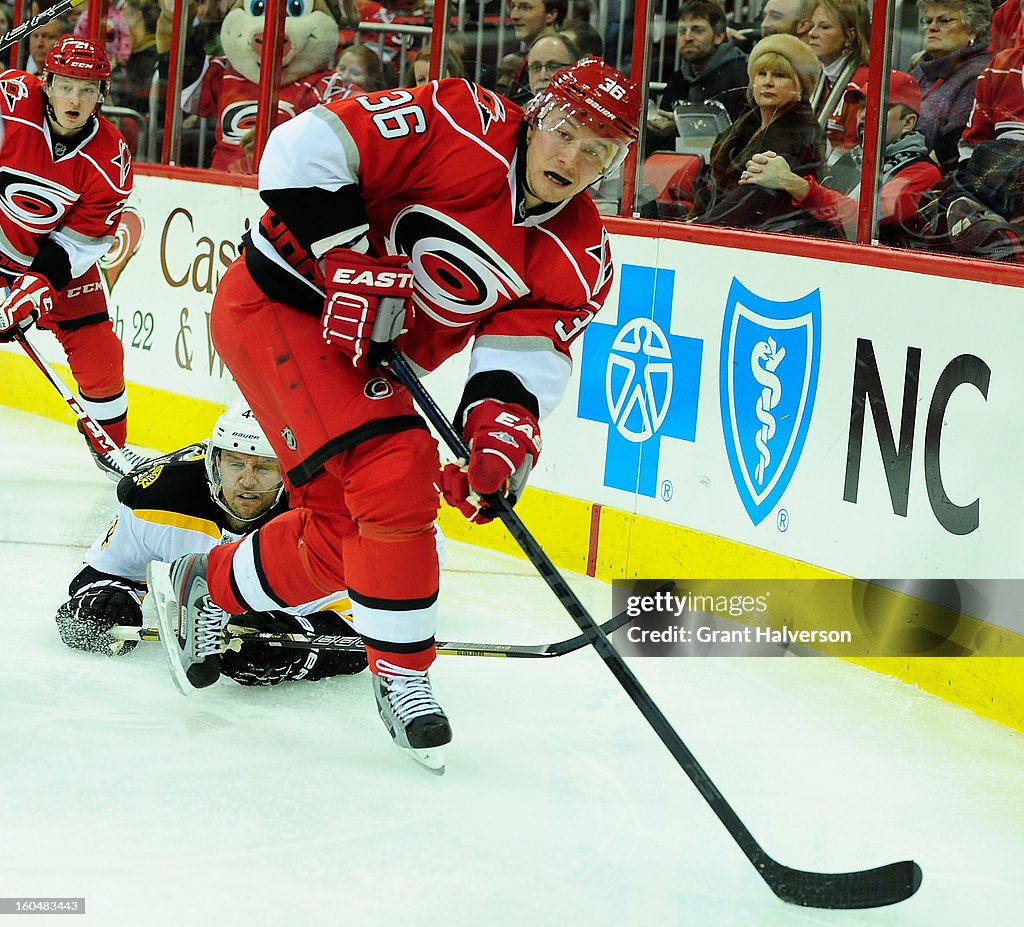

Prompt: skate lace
xmin=194 ymin=597 xmax=226 ymax=659
xmin=121 ymin=448 xmax=151 ymax=472
xmin=382 ymin=668 xmax=442 ymax=724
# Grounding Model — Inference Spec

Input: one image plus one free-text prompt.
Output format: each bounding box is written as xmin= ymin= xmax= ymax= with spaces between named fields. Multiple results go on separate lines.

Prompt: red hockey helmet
xmin=528 ymin=57 xmax=641 ymax=173
xmin=44 ymin=36 xmax=112 ymax=83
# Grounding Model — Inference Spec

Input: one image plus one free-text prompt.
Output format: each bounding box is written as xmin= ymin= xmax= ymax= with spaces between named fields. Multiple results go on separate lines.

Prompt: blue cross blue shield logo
xmin=578 ymin=264 xmax=702 ymax=497
xmin=720 ymin=279 xmax=821 ymax=525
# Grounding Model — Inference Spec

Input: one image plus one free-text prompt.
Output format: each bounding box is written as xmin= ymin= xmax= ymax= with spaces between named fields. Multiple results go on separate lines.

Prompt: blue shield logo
xmin=720 ymin=279 xmax=821 ymax=525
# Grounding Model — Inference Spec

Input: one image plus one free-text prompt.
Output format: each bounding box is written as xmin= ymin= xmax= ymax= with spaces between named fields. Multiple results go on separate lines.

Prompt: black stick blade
xmin=763 ymin=858 xmax=922 ymax=909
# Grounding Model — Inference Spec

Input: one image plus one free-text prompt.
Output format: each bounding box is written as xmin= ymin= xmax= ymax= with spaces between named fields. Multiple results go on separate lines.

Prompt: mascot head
xmin=218 ymin=0 xmax=355 ymax=85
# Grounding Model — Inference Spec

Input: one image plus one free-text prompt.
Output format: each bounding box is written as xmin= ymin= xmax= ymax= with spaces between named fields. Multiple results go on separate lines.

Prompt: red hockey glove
xmin=321 ymin=250 xmax=415 ymax=369
xmin=0 ymin=273 xmax=54 ymax=342
xmin=440 ymin=400 xmax=542 ymax=523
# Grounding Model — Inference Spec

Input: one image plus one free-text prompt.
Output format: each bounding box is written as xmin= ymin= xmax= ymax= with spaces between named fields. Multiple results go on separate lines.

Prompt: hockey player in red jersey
xmin=146 ymin=58 xmax=641 ymax=772
xmin=0 ymin=36 xmax=143 ymax=479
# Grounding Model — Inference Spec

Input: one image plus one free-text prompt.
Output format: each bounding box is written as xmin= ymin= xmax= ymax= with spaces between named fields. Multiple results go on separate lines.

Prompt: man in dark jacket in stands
xmin=647 ymin=0 xmax=749 ymax=153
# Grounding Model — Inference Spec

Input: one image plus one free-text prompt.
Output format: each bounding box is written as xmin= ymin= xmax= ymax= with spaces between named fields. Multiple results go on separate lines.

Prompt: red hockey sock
xmin=365 ymin=643 xmax=436 ymax=676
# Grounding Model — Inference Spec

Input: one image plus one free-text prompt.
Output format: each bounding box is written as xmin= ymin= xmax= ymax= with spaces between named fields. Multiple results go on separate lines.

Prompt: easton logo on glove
xmin=322 ymin=250 xmax=415 ymax=369
xmin=440 ymin=399 xmax=542 ymax=523
xmin=330 ymin=266 xmax=415 ymax=291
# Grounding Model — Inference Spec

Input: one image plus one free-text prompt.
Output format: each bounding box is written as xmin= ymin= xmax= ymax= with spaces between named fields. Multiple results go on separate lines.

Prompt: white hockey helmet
xmin=205 ymin=398 xmax=284 ymax=521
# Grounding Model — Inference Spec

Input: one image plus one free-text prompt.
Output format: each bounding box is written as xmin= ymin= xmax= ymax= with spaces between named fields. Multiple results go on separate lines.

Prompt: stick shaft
xmin=16 ymin=327 xmax=132 ymax=472
xmin=0 ymin=0 xmax=88 ymax=53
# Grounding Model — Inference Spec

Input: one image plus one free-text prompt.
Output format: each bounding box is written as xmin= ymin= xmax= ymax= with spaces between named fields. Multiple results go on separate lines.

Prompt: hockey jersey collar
xmin=509 ymin=126 xmax=572 ymax=227
xmin=45 ymin=114 xmax=99 ymax=161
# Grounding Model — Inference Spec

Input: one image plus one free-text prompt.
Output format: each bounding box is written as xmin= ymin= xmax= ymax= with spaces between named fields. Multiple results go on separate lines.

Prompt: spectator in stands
xmin=115 ymin=0 xmax=163 ymax=116
xmin=339 ymin=0 xmax=403 ymax=77
xmin=402 ymin=45 xmax=466 ymax=86
xmin=807 ymin=0 xmax=870 ymax=152
xmin=916 ymin=39 xmax=1024 ymax=261
xmin=760 ymin=0 xmax=816 ymax=38
xmin=495 ymin=51 xmax=523 ymax=95
xmin=74 ymin=1 xmax=133 ymax=74
xmin=910 ymin=0 xmax=992 ymax=172
xmin=510 ymin=0 xmax=567 ymax=46
xmin=336 ymin=42 xmax=388 ymax=91
xmin=27 ymin=15 xmax=75 ymax=75
xmin=687 ymin=33 xmax=826 ymax=229
xmin=646 ymin=0 xmax=750 ymax=154
xmin=516 ymin=30 xmax=580 ymax=105
xmin=0 ymin=4 xmax=12 ymax=39
xmin=988 ymin=0 xmax=1022 ymax=53
xmin=561 ymin=17 xmax=604 ymax=58
xmin=739 ymin=71 xmax=941 ymax=243
xmin=503 ymin=0 xmax=568 ymax=99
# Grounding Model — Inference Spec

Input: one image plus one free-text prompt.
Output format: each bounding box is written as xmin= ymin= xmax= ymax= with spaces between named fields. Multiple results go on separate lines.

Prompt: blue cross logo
xmin=577 ymin=264 xmax=703 ymax=497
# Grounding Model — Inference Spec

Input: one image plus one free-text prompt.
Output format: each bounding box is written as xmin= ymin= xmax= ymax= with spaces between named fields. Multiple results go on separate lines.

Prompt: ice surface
xmin=1 ymin=406 xmax=1022 ymax=926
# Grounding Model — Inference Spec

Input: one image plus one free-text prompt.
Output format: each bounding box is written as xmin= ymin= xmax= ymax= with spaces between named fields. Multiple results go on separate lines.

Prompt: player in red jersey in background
xmin=146 ymin=58 xmax=641 ymax=773
xmin=0 ymin=35 xmax=143 ymax=479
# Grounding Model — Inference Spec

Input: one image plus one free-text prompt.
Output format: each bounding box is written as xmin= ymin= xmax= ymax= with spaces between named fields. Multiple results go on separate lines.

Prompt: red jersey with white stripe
xmin=960 ymin=47 xmax=1024 ymax=156
xmin=0 ymin=69 xmax=132 ymax=281
xmin=187 ymin=58 xmax=356 ymax=173
xmin=246 ymin=79 xmax=613 ymax=413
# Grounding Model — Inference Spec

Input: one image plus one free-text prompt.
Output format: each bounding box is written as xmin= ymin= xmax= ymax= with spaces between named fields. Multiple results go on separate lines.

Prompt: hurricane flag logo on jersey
xmin=470 ymin=83 xmax=505 ymax=134
xmin=220 ymin=100 xmax=297 ymax=146
xmin=0 ymin=167 xmax=79 ymax=231
xmin=390 ymin=205 xmax=528 ymax=327
xmin=0 ymin=74 xmax=29 ymax=111
xmin=719 ymin=278 xmax=821 ymax=525
xmin=99 ymin=205 xmax=144 ymax=291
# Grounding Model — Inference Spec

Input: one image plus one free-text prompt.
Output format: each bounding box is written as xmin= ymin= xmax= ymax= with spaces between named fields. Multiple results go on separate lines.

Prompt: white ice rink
xmin=1 ymin=405 xmax=1022 ymax=926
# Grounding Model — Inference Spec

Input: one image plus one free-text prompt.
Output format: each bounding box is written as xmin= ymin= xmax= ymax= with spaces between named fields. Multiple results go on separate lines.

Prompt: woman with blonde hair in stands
xmin=807 ymin=0 xmax=870 ymax=153
xmin=689 ymin=34 xmax=829 ymax=232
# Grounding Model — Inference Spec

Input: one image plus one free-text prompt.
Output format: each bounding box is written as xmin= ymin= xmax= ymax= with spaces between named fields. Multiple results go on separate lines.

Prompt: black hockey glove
xmin=221 ymin=611 xmax=367 ymax=686
xmin=55 ymin=580 xmax=143 ymax=656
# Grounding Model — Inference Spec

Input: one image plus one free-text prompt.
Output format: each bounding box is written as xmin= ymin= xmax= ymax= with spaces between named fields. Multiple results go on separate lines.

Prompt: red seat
xmin=643 ymin=153 xmax=703 ymax=214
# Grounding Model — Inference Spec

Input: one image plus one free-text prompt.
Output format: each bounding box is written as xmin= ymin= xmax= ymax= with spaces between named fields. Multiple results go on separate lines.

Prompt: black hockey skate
xmin=146 ymin=554 xmax=226 ymax=693
xmin=372 ymin=664 xmax=451 ymax=775
xmin=87 ymin=442 xmax=152 ymax=482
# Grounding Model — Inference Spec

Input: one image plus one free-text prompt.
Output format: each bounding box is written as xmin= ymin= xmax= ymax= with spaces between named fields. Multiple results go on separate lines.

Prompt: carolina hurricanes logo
xmin=111 ymin=139 xmax=131 ymax=190
xmin=220 ymin=99 xmax=297 ymax=146
xmin=585 ymin=228 xmax=614 ymax=296
xmin=364 ymin=377 xmax=394 ymax=400
xmin=471 ymin=84 xmax=505 ymax=135
xmin=0 ymin=167 xmax=79 ymax=232
xmin=0 ymin=75 xmax=29 ymax=112
xmin=99 ymin=205 xmax=144 ymax=291
xmin=389 ymin=205 xmax=528 ymax=328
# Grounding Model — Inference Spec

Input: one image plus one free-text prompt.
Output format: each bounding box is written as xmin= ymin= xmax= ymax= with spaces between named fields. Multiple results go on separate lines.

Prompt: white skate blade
xmin=402 ymin=745 xmax=446 ymax=776
xmin=145 ymin=560 xmax=195 ymax=697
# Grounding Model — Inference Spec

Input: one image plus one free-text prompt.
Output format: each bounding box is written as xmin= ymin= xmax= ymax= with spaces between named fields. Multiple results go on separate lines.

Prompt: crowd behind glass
xmin=4 ymin=0 xmax=1021 ymax=263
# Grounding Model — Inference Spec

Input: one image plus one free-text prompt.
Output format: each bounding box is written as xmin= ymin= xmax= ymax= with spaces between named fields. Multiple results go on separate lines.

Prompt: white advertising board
xmin=556 ymin=233 xmax=1020 ymax=579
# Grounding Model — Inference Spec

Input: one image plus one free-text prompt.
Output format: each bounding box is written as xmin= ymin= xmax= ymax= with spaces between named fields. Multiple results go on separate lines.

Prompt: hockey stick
xmin=0 ymin=0 xmax=88 ymax=53
xmin=109 ymin=586 xmax=656 ymax=657
xmin=15 ymin=326 xmax=134 ymax=475
xmin=382 ymin=346 xmax=922 ymax=910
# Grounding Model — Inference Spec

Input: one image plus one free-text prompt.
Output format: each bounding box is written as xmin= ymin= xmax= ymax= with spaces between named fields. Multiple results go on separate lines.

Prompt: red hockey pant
xmin=205 ymin=258 xmax=441 ymax=673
